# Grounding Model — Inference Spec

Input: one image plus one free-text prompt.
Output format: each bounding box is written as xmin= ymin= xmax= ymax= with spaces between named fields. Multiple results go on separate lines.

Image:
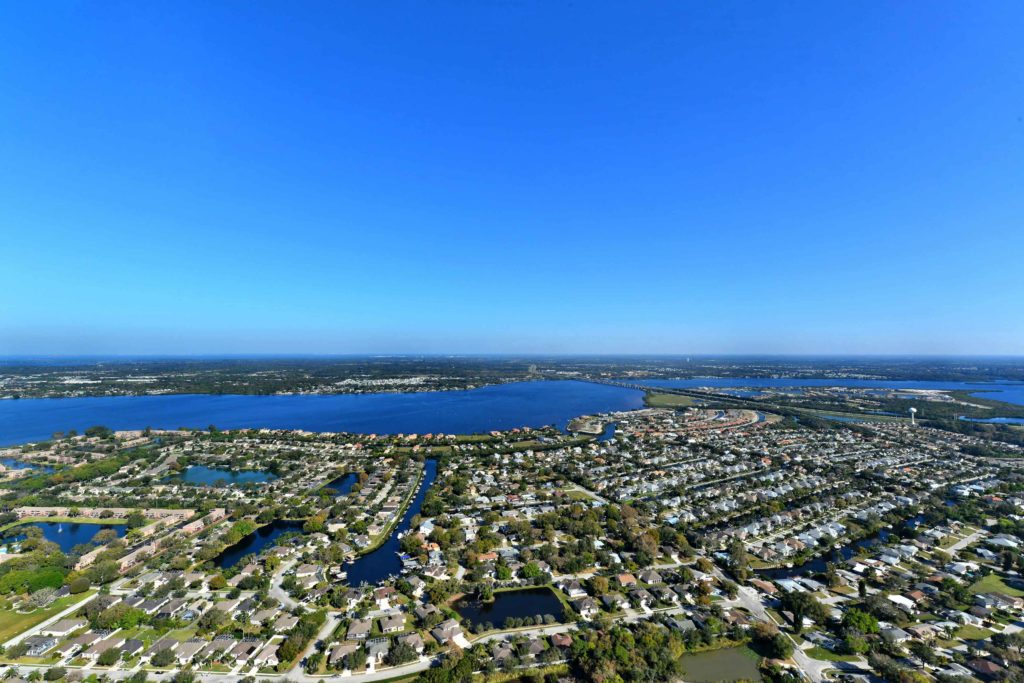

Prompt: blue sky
xmin=2 ymin=2 xmax=1022 ymax=355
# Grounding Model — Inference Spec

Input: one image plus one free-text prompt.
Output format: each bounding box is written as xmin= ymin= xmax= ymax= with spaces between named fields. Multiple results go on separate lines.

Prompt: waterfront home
xmin=380 ymin=613 xmax=405 ymax=634
xmin=347 ymin=618 xmax=372 ymax=640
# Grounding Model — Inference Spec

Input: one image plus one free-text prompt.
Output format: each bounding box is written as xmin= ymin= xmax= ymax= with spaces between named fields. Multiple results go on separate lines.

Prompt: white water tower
xmin=909 ymin=407 xmax=917 ymax=426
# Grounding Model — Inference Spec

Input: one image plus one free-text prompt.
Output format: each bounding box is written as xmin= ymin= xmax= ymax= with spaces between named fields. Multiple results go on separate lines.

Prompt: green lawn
xmin=0 ymin=591 xmax=94 ymax=644
xmin=955 ymin=625 xmax=995 ymax=641
xmin=806 ymin=646 xmax=859 ymax=662
xmin=968 ymin=573 xmax=1024 ymax=597
xmin=645 ymin=393 xmax=697 ymax=408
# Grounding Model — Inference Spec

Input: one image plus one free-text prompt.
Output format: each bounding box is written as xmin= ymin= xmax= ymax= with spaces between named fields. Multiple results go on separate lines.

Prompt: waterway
xmin=168 ymin=465 xmax=277 ymax=486
xmin=345 ymin=459 xmax=438 ymax=587
xmin=0 ymin=380 xmax=645 ymax=445
xmin=961 ymin=416 xmax=1024 ymax=425
xmin=454 ymin=587 xmax=566 ymax=628
xmin=214 ymin=519 xmax=306 ymax=569
xmin=754 ymin=516 xmax=924 ymax=580
xmin=4 ymin=377 xmax=1020 ymax=446
xmin=6 ymin=521 xmax=127 ymax=553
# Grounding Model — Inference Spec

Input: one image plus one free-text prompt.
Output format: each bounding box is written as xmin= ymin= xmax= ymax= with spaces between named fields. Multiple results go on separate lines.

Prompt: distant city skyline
xmin=2 ymin=3 xmax=1022 ymax=356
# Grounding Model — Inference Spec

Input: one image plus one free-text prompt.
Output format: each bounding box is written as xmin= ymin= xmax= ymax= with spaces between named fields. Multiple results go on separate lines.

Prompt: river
xmin=0 ymin=380 xmax=644 ymax=445
xmin=4 ymin=377 xmax=1020 ymax=446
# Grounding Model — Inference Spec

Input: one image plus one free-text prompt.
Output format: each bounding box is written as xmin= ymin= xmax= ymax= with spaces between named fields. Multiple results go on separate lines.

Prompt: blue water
xmin=0 ymin=380 xmax=645 ymax=445
xmin=0 ymin=457 xmax=54 ymax=473
xmin=214 ymin=519 xmax=306 ymax=569
xmin=346 ymin=459 xmax=438 ymax=587
xmin=455 ymin=587 xmax=566 ymax=628
xmin=633 ymin=378 xmax=1024 ymax=407
xmin=7 ymin=521 xmax=127 ymax=553
xmin=597 ymin=422 xmax=617 ymax=442
xmin=168 ymin=465 xmax=277 ymax=486
xmin=961 ymin=416 xmax=1024 ymax=425
xmin=324 ymin=472 xmax=358 ymax=497
xmin=755 ymin=515 xmax=925 ymax=580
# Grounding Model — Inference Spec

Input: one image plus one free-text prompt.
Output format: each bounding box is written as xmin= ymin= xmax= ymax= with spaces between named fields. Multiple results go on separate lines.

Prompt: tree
xmin=779 ymin=591 xmax=826 ymax=634
xmin=198 ymin=608 xmax=229 ymax=632
xmin=346 ymin=648 xmax=367 ymax=671
xmin=521 ymin=562 xmax=543 ymax=580
xmin=766 ymin=633 xmax=794 ymax=659
xmin=386 ymin=641 xmax=417 ymax=666
xmin=843 ymin=608 xmax=879 ymax=634
xmin=69 ymin=577 xmax=91 ymax=594
xmin=97 ymin=648 xmax=121 ymax=666
xmin=125 ymin=511 xmax=148 ymax=529
xmin=589 ymin=576 xmax=610 ymax=595
xmin=151 ymin=648 xmax=175 ymax=667
xmin=87 ymin=560 xmax=119 ymax=585
xmin=842 ymin=633 xmax=870 ymax=655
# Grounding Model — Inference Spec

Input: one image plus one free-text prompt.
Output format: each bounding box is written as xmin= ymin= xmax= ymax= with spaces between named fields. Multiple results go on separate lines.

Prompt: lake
xmin=345 ymin=459 xmax=438 ymax=587
xmin=9 ymin=521 xmax=127 ymax=553
xmin=454 ymin=587 xmax=566 ymax=628
xmin=0 ymin=380 xmax=645 ymax=445
xmin=680 ymin=646 xmax=762 ymax=683
xmin=214 ymin=519 xmax=306 ymax=569
xmin=169 ymin=465 xmax=277 ymax=486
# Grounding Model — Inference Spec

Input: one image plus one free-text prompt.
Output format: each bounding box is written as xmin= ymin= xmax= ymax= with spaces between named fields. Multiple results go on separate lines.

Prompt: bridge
xmin=578 ymin=377 xmax=754 ymax=406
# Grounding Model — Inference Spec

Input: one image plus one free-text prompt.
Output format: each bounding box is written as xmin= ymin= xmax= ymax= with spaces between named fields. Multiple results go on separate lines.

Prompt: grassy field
xmin=645 ymin=392 xmax=697 ymax=408
xmin=969 ymin=573 xmax=1024 ymax=597
xmin=955 ymin=624 xmax=996 ymax=641
xmin=0 ymin=591 xmax=94 ymax=644
xmin=806 ymin=646 xmax=859 ymax=662
xmin=798 ymin=408 xmax=905 ymax=423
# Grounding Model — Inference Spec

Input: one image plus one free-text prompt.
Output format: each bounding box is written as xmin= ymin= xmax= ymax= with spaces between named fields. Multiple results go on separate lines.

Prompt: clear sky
xmin=2 ymin=2 xmax=1022 ymax=356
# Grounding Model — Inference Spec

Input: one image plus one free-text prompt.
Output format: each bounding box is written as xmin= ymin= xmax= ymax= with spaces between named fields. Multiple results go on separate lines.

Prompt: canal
xmin=345 ymin=458 xmax=438 ymax=587
xmin=214 ymin=519 xmax=305 ymax=569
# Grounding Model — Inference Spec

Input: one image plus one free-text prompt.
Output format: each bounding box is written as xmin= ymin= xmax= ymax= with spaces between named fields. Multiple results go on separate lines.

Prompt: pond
xmin=454 ymin=587 xmax=566 ymax=629
xmin=0 ymin=457 xmax=55 ymax=473
xmin=169 ymin=465 xmax=277 ymax=486
xmin=7 ymin=521 xmax=127 ymax=553
xmin=214 ymin=519 xmax=305 ymax=569
xmin=324 ymin=472 xmax=358 ymax=497
xmin=679 ymin=646 xmax=762 ymax=683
